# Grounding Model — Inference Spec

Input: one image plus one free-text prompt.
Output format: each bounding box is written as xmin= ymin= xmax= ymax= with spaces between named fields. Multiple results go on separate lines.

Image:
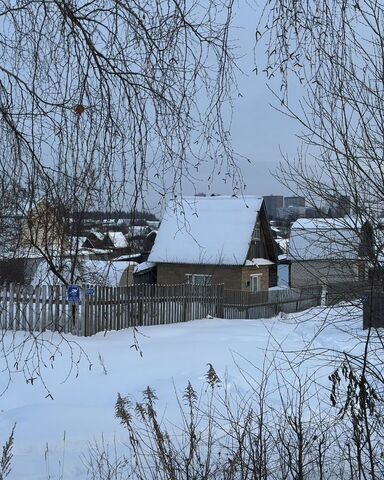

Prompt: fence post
xmin=41 ymin=285 xmax=47 ymax=332
xmin=216 ymin=284 xmax=224 ymax=318
xmin=8 ymin=283 xmax=14 ymax=330
xmin=138 ymin=285 xmax=143 ymax=326
xmin=82 ymin=286 xmax=87 ymax=336
xmin=182 ymin=284 xmax=187 ymax=322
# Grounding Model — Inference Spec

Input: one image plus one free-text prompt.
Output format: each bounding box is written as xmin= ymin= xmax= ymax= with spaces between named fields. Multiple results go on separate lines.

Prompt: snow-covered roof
xmin=89 ymin=230 xmax=104 ymax=241
xmin=134 ymin=261 xmax=156 ymax=273
xmin=147 ymin=220 xmax=160 ymax=228
xmin=116 ymin=218 xmax=129 ymax=226
xmin=31 ymin=259 xmax=133 ymax=286
xmin=291 ymin=217 xmax=362 ymax=230
xmin=106 ymin=231 xmax=128 ymax=249
xmin=148 ymin=196 xmax=263 ymax=265
xmin=275 ymin=238 xmax=289 ymax=254
xmin=245 ymin=258 xmax=274 ymax=266
xmin=80 ymin=260 xmax=133 ymax=285
xmin=114 ymin=253 xmax=141 ymax=261
xmin=288 ymin=217 xmax=362 ymax=261
xmin=79 ymin=247 xmax=113 ymax=255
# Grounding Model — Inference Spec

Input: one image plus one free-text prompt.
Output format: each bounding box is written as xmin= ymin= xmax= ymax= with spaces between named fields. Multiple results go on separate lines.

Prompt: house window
xmin=186 ymin=274 xmax=212 ymax=286
xmin=252 ymin=222 xmax=261 ymax=241
xmin=250 ymin=274 xmax=262 ymax=292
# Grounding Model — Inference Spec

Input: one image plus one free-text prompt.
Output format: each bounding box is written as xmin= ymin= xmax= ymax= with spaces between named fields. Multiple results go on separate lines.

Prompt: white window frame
xmin=250 ymin=274 xmax=262 ymax=292
xmin=185 ymin=274 xmax=212 ymax=286
xmin=252 ymin=221 xmax=261 ymax=241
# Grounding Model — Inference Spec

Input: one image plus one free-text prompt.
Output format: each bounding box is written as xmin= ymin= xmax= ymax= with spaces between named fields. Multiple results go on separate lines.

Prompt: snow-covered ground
xmin=0 ymin=305 xmax=369 ymax=479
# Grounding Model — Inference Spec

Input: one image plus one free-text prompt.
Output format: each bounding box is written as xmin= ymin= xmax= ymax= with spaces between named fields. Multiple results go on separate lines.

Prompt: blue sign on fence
xmin=86 ymin=287 xmax=95 ymax=296
xmin=67 ymin=285 xmax=81 ymax=303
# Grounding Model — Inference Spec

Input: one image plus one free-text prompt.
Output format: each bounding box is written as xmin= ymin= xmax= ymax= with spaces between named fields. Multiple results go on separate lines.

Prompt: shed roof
xmin=148 ymin=195 xmax=263 ymax=265
xmin=288 ymin=217 xmax=362 ymax=261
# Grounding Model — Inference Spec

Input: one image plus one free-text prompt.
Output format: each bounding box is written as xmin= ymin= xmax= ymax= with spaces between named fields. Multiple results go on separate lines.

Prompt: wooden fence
xmin=0 ymin=283 xmax=322 ymax=336
xmin=324 ymin=281 xmax=370 ymax=307
xmin=224 ymin=287 xmax=322 ymax=319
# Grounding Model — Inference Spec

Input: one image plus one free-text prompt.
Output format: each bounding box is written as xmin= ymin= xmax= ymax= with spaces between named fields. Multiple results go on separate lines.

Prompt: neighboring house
xmin=288 ymin=217 xmax=373 ymax=287
xmin=82 ymin=230 xmax=105 ymax=249
xmin=83 ymin=231 xmax=130 ymax=253
xmin=146 ymin=195 xmax=278 ymax=291
xmin=81 ymin=228 xmax=153 ymax=260
xmin=21 ymin=199 xmax=68 ymax=251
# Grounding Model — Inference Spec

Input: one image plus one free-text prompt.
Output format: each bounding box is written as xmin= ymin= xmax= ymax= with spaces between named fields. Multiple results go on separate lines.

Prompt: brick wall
xmin=157 ymin=263 xmax=241 ymax=289
xmin=157 ymin=263 xmax=271 ymax=291
xmin=240 ymin=266 xmax=269 ymax=291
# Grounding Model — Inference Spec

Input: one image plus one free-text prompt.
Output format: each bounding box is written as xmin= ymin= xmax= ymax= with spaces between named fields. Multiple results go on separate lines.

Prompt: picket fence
xmin=0 ymin=283 xmax=322 ymax=336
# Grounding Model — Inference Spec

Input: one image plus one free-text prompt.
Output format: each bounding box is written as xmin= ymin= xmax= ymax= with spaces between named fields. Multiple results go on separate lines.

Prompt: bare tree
xmin=255 ymin=3 xmax=384 ymax=477
xmin=0 ymin=0 xmax=243 ymax=285
xmin=0 ymin=1 xmax=246 ymax=422
xmin=255 ymin=0 xmax=384 ymax=293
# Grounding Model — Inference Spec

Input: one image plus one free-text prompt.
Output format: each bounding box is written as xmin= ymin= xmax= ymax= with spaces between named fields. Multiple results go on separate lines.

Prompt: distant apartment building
xmin=263 ymin=195 xmax=308 ymax=220
xmin=284 ymin=196 xmax=306 ymax=208
xmin=263 ymin=195 xmax=284 ymax=219
xmin=277 ymin=206 xmax=307 ymax=220
xmin=329 ymin=195 xmax=351 ymax=217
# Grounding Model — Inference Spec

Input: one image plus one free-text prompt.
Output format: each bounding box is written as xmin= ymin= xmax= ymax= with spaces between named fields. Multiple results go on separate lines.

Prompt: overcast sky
xmin=145 ymin=3 xmax=302 ymax=211
xmin=185 ymin=4 xmax=300 ymax=194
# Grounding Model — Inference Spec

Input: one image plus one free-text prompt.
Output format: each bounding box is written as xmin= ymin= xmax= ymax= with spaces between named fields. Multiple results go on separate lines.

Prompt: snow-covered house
xmin=82 ymin=230 xmax=105 ymax=249
xmin=146 ymin=196 xmax=278 ymax=291
xmin=20 ymin=198 xmax=68 ymax=251
xmin=104 ymin=231 xmax=129 ymax=250
xmin=288 ymin=217 xmax=373 ymax=287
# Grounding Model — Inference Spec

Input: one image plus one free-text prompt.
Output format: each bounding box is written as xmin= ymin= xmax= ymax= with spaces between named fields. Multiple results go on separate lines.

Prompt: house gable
xmin=246 ymin=202 xmax=278 ymax=263
xmin=148 ymin=196 xmax=277 ymax=290
xmin=148 ymin=195 xmax=264 ymax=266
